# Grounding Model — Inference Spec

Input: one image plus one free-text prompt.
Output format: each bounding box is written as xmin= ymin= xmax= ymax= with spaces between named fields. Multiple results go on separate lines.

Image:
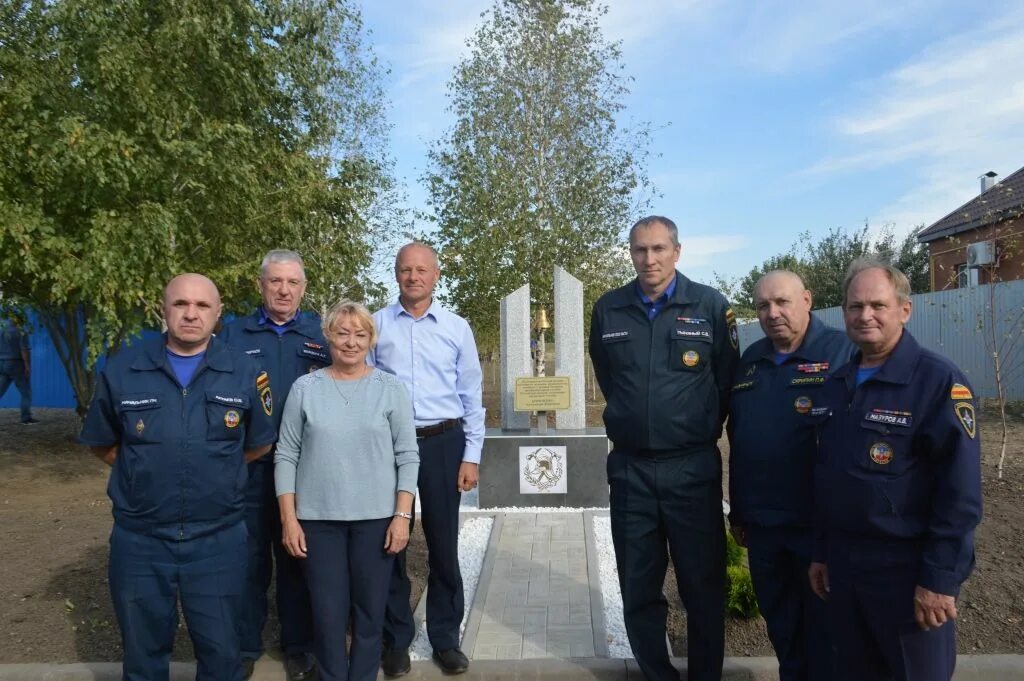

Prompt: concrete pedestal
xmin=479 ymin=427 xmax=610 ymax=508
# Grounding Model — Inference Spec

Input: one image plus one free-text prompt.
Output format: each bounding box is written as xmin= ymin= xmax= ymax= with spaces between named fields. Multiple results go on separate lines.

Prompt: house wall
xmin=927 ymin=215 xmax=1024 ymax=290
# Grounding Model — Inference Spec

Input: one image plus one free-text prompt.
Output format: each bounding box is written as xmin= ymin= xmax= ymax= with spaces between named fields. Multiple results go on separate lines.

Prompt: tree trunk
xmin=39 ymin=308 xmax=98 ymax=419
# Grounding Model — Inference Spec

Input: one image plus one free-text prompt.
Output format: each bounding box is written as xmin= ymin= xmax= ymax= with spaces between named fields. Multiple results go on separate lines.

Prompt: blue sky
xmin=360 ymin=0 xmax=1024 ymax=286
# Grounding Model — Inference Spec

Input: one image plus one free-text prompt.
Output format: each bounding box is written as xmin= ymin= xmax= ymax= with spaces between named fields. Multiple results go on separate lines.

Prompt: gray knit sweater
xmin=275 ymin=368 xmax=419 ymax=521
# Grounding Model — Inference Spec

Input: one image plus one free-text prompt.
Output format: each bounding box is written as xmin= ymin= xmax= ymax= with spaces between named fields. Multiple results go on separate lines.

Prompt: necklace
xmin=328 ymin=366 xmax=370 ymax=405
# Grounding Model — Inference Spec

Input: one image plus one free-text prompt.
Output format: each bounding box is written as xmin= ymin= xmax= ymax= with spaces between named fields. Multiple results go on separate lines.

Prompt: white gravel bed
xmin=408 ymin=515 xmax=494 ymax=660
xmin=591 ymin=515 xmax=633 ymax=659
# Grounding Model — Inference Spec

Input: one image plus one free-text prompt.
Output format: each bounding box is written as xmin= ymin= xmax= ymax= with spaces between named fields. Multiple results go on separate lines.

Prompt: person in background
xmin=276 ymin=299 xmax=419 ymax=681
xmin=727 ymin=270 xmax=854 ymax=680
xmin=0 ymin=313 xmax=38 ymax=425
xmin=219 ymin=249 xmax=324 ymax=681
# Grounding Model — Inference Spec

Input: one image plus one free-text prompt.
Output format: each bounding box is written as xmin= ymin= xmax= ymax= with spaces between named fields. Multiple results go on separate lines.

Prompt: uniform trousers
xmin=302 ymin=518 xmax=394 ymax=681
xmin=826 ymin=534 xmax=957 ymax=681
xmin=745 ymin=525 xmax=833 ymax=681
xmin=108 ymin=521 xmax=246 ymax=681
xmin=384 ymin=424 xmax=465 ymax=652
xmin=0 ymin=359 xmax=32 ymax=421
xmin=238 ymin=459 xmax=314 ymax=659
xmin=607 ymin=447 xmax=726 ymax=681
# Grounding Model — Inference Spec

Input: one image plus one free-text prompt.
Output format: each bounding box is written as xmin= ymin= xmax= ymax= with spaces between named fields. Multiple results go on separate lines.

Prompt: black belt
xmin=416 ymin=418 xmax=461 ymax=439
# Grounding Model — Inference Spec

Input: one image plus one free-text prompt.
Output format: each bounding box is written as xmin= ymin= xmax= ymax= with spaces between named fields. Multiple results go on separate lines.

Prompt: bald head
xmin=754 ymin=270 xmax=813 ymax=352
xmin=163 ymin=273 xmax=222 ymax=355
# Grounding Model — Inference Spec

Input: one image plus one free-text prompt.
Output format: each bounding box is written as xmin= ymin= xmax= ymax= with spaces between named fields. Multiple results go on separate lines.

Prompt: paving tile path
xmin=462 ymin=512 xmax=608 ymax=660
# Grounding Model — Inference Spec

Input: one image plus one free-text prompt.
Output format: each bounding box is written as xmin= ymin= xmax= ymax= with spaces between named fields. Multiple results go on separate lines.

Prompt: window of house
xmin=956 ymin=264 xmax=980 ymax=288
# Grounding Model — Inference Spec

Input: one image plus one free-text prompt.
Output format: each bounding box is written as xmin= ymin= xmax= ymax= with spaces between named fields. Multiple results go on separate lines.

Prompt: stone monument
xmin=478 ymin=266 xmax=610 ymax=508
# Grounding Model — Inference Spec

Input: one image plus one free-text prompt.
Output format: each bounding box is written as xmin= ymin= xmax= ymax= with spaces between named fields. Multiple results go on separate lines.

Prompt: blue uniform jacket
xmin=727 ymin=315 xmax=855 ymax=528
xmin=589 ymin=271 xmax=739 ymax=452
xmin=218 ymin=310 xmax=328 ymax=454
xmin=80 ymin=335 xmax=278 ymax=540
xmin=812 ymin=330 xmax=982 ymax=596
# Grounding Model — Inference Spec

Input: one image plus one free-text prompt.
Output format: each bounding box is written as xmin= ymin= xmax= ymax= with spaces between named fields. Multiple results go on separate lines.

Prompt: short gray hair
xmin=260 ymin=250 xmax=306 ymax=279
xmin=629 ymin=216 xmax=679 ymax=247
xmin=321 ymin=299 xmax=377 ymax=348
xmin=842 ymin=257 xmax=912 ymax=305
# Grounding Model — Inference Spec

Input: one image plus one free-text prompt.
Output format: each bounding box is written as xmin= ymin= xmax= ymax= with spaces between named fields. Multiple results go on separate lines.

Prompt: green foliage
xmin=725 ymin=528 xmax=744 ymax=568
xmin=722 ymin=224 xmax=930 ymax=313
xmin=725 ymin=565 xmax=760 ymax=619
xmin=424 ymin=0 xmax=654 ymax=351
xmin=0 ymin=0 xmax=392 ymax=413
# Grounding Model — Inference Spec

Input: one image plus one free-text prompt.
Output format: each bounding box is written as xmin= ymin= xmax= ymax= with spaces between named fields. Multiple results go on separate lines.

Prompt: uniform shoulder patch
xmin=950 ymin=383 xmax=972 ymax=400
xmin=725 ymin=308 xmax=738 ymax=349
xmin=954 ymin=402 xmax=976 ymax=439
xmin=256 ymin=371 xmax=272 ymax=416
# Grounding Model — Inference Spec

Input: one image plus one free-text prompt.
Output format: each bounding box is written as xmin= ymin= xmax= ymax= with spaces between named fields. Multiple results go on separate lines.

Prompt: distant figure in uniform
xmin=218 ymin=249 xmax=323 ymax=681
xmin=809 ymin=259 xmax=982 ymax=681
xmin=371 ymin=242 xmax=485 ymax=676
xmin=80 ymin=274 xmax=277 ymax=681
xmin=0 ymin=314 xmax=38 ymax=424
xmin=589 ymin=216 xmax=739 ymax=681
xmin=728 ymin=270 xmax=854 ymax=680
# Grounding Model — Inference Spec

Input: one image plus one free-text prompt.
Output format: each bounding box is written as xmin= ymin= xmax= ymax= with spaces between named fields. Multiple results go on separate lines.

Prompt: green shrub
xmin=725 ymin=565 xmax=760 ymax=618
xmin=725 ymin=527 xmax=744 ymax=567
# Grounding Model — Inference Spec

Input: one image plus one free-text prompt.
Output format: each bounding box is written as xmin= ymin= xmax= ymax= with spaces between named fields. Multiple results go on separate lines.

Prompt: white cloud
xmin=803 ymin=5 xmax=1024 ymax=228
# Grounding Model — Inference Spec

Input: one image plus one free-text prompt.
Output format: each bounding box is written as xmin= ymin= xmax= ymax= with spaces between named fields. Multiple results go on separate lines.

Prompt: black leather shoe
xmin=432 ymin=648 xmax=469 ymax=674
xmin=381 ymin=646 xmax=411 ymax=677
xmin=241 ymin=658 xmax=255 ymax=680
xmin=285 ymin=652 xmax=317 ymax=681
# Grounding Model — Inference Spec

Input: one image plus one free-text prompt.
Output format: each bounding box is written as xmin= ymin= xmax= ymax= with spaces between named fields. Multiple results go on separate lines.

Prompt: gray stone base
xmin=480 ymin=428 xmax=610 ymax=508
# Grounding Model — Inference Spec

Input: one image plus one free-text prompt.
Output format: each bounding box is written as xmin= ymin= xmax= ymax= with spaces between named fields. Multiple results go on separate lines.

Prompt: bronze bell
xmin=533 ymin=307 xmax=552 ymax=331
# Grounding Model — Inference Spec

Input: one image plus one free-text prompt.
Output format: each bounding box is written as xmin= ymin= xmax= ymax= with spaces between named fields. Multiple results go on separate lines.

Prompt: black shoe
xmin=285 ymin=652 xmax=317 ymax=681
xmin=432 ymin=648 xmax=469 ymax=674
xmin=381 ymin=646 xmax=411 ymax=677
xmin=241 ymin=658 xmax=255 ymax=680
xmin=20 ymin=418 xmax=39 ymax=425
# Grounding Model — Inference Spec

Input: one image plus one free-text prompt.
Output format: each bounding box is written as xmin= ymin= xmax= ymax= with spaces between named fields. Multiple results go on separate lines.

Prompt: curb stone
xmin=1 ymin=657 xmax=1022 ymax=680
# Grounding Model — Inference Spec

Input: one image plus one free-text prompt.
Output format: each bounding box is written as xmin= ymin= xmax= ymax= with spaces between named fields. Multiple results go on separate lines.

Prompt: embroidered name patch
xmin=602 ymin=330 xmax=630 ymax=342
xmin=121 ymin=397 xmax=159 ymax=407
xmin=864 ymin=408 xmax=913 ymax=428
xmin=675 ymin=328 xmax=711 ymax=339
xmin=731 ymin=380 xmax=755 ymax=392
xmin=790 ymin=376 xmax=825 ymax=386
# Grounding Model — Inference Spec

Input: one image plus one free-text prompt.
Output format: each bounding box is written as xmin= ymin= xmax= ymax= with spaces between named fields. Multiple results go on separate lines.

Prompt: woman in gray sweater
xmin=275 ymin=299 xmax=419 ymax=681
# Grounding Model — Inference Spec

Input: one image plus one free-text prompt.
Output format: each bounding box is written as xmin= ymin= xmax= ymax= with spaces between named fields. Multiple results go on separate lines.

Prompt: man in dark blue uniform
xmin=809 ymin=259 xmax=982 ymax=681
xmin=219 ymin=250 xmax=326 ymax=681
xmin=589 ymin=216 xmax=739 ymax=681
xmin=728 ymin=270 xmax=854 ymax=681
xmin=0 ymin=313 xmax=38 ymax=424
xmin=81 ymin=273 xmax=277 ymax=681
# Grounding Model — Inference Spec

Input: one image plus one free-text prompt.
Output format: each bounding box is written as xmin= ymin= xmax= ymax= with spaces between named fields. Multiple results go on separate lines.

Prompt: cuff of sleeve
xmin=462 ymin=448 xmax=481 ymax=465
xmin=918 ymin=565 xmax=962 ymax=597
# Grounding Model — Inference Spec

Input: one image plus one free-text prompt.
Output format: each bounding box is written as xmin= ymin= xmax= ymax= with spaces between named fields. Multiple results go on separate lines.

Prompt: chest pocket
xmin=297 ymin=345 xmax=329 ymax=373
xmin=670 ymin=321 xmax=712 ymax=371
xmin=205 ymin=391 xmax=249 ymax=441
xmin=117 ymin=394 xmax=164 ymax=444
xmin=858 ymin=418 xmax=913 ymax=475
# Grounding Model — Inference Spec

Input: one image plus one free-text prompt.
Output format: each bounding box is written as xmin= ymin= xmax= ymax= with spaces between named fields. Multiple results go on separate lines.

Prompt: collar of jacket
xmin=131 ymin=334 xmax=234 ymax=373
xmin=608 ymin=271 xmax=695 ymax=311
xmin=832 ymin=328 xmax=921 ymax=388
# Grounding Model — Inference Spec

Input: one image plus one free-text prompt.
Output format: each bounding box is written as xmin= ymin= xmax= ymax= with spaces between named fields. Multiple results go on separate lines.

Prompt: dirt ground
xmin=1 ymin=394 xmax=1021 ymax=662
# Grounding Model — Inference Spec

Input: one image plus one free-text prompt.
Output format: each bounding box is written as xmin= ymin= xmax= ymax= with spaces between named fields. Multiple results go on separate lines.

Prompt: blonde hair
xmin=321 ymin=299 xmax=377 ymax=348
xmin=842 ymin=258 xmax=912 ymax=305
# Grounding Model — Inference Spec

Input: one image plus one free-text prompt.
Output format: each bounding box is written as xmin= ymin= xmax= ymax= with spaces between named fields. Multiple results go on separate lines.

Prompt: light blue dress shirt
xmin=370 ymin=300 xmax=486 ymax=464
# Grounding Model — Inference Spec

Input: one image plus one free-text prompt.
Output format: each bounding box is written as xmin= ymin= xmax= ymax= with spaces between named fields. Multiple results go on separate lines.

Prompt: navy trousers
xmin=238 ymin=460 xmax=314 ymax=659
xmin=746 ymin=525 xmax=833 ymax=681
xmin=607 ymin=448 xmax=726 ymax=681
xmin=302 ymin=518 xmax=394 ymax=681
xmin=108 ymin=522 xmax=247 ymax=681
xmin=826 ymin=535 xmax=957 ymax=681
xmin=383 ymin=425 xmax=464 ymax=652
xmin=0 ymin=359 xmax=32 ymax=421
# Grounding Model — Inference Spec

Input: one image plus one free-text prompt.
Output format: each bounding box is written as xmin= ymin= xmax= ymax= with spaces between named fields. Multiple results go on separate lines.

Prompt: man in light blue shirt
xmin=370 ymin=242 xmax=485 ymax=676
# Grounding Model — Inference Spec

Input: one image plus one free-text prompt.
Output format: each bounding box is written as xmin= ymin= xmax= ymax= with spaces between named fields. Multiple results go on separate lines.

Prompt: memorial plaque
xmin=514 ymin=376 xmax=571 ymax=411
